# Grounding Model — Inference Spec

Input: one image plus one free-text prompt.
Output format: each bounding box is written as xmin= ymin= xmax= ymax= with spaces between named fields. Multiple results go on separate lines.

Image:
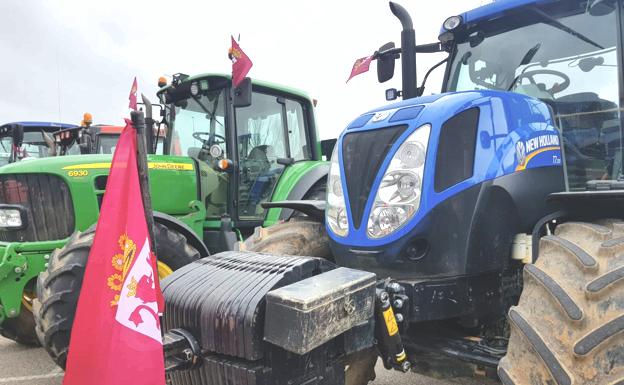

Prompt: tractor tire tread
xmin=499 ymin=220 xmax=624 ymax=385
xmin=33 ymin=223 xmax=199 ymax=368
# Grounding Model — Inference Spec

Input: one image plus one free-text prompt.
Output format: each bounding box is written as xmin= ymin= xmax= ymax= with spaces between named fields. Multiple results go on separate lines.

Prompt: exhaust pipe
xmin=389 ymin=2 xmax=417 ymax=99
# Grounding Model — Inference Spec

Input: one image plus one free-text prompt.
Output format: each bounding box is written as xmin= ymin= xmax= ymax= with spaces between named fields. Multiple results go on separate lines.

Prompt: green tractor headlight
xmin=367 ymin=124 xmax=430 ymax=239
xmin=0 ymin=206 xmax=25 ymax=229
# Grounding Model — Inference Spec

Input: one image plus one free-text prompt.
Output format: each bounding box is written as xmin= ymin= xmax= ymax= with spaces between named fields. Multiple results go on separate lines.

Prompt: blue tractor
xmin=0 ymin=122 xmax=77 ymax=164
xmin=161 ymin=1 xmax=624 ymax=384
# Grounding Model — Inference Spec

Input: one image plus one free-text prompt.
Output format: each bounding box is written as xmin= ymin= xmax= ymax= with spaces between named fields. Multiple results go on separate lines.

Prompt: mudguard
xmin=278 ymin=163 xmax=329 ymax=220
xmin=153 ymin=211 xmax=209 ymax=257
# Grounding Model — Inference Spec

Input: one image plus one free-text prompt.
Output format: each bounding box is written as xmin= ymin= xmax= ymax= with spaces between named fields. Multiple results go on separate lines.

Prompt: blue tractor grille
xmin=342 ymin=125 xmax=407 ymax=228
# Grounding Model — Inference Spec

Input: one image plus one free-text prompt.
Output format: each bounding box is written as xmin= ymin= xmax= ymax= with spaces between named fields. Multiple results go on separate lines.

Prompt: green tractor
xmin=0 ymin=74 xmax=329 ymax=361
xmin=158 ymin=1 xmax=624 ymax=385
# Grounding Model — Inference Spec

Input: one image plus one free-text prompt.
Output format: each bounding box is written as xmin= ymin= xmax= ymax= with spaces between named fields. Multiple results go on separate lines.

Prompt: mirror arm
xmin=414 ymin=42 xmax=444 ymax=53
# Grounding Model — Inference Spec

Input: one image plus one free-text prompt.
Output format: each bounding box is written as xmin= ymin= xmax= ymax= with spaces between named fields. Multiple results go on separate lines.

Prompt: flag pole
xmin=130 ymin=110 xmax=156 ymax=249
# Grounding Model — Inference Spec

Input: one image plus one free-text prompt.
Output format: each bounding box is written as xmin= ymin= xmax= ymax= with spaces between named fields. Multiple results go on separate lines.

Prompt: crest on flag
xmin=115 ymin=239 xmax=161 ymax=342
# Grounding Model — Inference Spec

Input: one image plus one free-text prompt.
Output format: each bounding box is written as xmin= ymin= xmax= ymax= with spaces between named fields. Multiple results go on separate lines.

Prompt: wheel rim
xmin=157 ymin=261 xmax=174 ymax=279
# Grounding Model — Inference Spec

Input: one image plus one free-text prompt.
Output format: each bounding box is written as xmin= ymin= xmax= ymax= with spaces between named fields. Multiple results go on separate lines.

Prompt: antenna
xmin=56 ymin=47 xmax=62 ymax=121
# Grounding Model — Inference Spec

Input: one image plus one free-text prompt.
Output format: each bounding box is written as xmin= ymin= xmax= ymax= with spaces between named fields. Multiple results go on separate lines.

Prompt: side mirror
xmin=377 ymin=42 xmax=397 ymax=83
xmin=232 ymin=78 xmax=252 ymax=107
xmin=12 ymin=124 xmax=24 ymax=147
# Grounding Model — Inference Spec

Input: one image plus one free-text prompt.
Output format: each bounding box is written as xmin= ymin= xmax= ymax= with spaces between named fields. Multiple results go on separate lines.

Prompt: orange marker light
xmin=218 ymin=159 xmax=230 ymax=171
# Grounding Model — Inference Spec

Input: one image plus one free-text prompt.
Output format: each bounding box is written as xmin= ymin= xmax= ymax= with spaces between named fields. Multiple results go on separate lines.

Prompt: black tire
xmin=33 ymin=222 xmax=201 ymax=369
xmin=240 ymin=217 xmax=332 ymax=259
xmin=0 ymin=302 xmax=39 ymax=346
xmin=499 ymin=220 xmax=624 ymax=385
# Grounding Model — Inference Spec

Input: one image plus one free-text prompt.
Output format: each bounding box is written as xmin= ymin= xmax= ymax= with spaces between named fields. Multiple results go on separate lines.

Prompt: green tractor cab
xmin=160 ymin=2 xmax=624 ymax=385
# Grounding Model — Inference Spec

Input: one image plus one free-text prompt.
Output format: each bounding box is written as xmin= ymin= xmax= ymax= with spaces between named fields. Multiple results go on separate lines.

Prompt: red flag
xmin=229 ymin=36 xmax=253 ymax=87
xmin=128 ymin=77 xmax=138 ymax=111
xmin=346 ymin=55 xmax=374 ymax=83
xmin=63 ymin=120 xmax=165 ymax=385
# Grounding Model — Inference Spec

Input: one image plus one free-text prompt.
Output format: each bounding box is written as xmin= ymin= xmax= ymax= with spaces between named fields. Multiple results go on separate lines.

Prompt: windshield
xmin=0 ymin=130 xmax=55 ymax=164
xmin=170 ymin=89 xmax=226 ymax=160
xmin=97 ymin=134 xmax=119 ymax=154
xmin=0 ymin=137 xmax=11 ymax=165
xmin=170 ymin=88 xmax=228 ymax=218
xmin=447 ymin=1 xmax=621 ymax=190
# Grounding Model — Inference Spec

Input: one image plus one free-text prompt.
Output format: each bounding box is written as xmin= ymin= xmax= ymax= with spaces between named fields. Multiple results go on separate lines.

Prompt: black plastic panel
xmin=434 ymin=108 xmax=480 ymax=192
xmin=342 ymin=125 xmax=407 ymax=228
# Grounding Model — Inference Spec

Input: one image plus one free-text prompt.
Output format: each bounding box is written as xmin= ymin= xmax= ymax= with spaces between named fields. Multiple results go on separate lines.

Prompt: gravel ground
xmin=0 ymin=336 xmax=498 ymax=384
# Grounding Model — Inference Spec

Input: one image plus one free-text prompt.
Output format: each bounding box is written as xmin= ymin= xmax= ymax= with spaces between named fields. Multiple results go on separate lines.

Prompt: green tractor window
xmin=286 ymin=100 xmax=312 ymax=162
xmin=171 ymin=89 xmax=229 ymax=218
xmin=235 ymin=93 xmax=311 ymax=219
xmin=236 ymin=92 xmax=288 ymax=219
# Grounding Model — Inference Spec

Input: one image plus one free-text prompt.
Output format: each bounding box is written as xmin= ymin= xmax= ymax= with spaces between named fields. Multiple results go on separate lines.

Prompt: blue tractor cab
xmin=0 ymin=122 xmax=77 ymax=165
xmin=161 ymin=1 xmax=624 ymax=384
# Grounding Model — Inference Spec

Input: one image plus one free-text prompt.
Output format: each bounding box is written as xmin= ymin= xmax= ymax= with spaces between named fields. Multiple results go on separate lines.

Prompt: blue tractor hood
xmin=332 ymin=90 xmax=562 ymax=247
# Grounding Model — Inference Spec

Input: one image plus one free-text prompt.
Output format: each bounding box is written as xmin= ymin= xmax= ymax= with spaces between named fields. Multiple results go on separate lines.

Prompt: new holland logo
xmin=516 ymin=141 xmax=526 ymax=166
xmin=372 ymin=110 xmax=391 ymax=122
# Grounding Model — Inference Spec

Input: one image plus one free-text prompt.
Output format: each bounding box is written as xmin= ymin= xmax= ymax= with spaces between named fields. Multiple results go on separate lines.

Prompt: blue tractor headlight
xmin=367 ymin=124 xmax=430 ymax=239
xmin=326 ymin=145 xmax=349 ymax=237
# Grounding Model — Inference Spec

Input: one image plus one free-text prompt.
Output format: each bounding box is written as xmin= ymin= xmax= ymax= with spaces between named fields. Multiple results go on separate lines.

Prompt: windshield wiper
xmin=530 ymin=6 xmax=603 ymax=50
xmin=507 ymin=43 xmax=542 ymax=91
xmin=190 ymin=95 xmax=224 ymax=129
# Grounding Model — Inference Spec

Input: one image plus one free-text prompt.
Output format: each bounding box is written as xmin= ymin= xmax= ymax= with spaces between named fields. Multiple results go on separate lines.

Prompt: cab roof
xmin=1 ymin=121 xmax=78 ymax=131
xmin=157 ymin=73 xmax=313 ymax=102
xmin=441 ymin=0 xmax=548 ymax=34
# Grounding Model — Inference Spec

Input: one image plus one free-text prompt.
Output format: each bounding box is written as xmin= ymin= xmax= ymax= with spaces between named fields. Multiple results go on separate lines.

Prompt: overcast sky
xmin=0 ymin=0 xmax=487 ymax=139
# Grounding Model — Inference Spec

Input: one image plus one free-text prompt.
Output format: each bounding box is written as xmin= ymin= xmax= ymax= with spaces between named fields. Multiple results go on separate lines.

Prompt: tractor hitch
xmin=163 ymin=328 xmax=201 ymax=372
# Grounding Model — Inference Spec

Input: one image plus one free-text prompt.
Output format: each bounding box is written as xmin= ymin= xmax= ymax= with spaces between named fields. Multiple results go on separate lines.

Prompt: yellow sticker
xmin=383 ymin=307 xmax=399 ymax=336
xmin=147 ymin=162 xmax=194 ymax=171
xmin=63 ymin=162 xmax=111 ymax=170
xmin=63 ymin=162 xmax=193 ymax=171
xmin=67 ymin=170 xmax=89 ymax=177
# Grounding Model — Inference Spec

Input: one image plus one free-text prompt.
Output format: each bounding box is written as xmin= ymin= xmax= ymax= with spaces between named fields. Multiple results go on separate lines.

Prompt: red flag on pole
xmin=128 ymin=77 xmax=138 ymax=110
xmin=229 ymin=36 xmax=253 ymax=87
xmin=63 ymin=120 xmax=165 ymax=385
xmin=346 ymin=55 xmax=374 ymax=83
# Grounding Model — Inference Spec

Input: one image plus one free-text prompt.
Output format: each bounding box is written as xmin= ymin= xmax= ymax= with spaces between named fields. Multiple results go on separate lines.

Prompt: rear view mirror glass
xmin=12 ymin=124 xmax=23 ymax=147
xmin=377 ymin=42 xmax=396 ymax=83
